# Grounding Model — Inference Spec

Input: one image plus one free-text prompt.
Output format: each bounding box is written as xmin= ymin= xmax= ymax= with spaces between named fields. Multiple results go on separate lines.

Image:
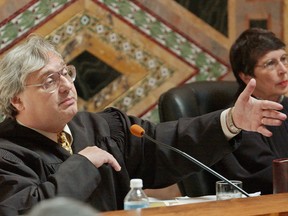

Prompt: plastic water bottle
xmin=124 ymin=178 xmax=149 ymax=210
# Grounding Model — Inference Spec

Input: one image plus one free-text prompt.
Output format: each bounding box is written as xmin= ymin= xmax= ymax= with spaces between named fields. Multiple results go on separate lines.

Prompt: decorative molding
xmin=0 ymin=0 xmax=232 ymax=123
xmin=0 ymin=0 xmax=77 ymax=54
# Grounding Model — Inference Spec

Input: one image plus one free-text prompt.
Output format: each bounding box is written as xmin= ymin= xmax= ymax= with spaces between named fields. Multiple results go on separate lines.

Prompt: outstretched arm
xmin=232 ymin=78 xmax=287 ymax=137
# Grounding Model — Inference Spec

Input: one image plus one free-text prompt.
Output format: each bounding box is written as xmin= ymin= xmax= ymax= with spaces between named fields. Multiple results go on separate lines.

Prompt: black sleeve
xmin=0 ymin=147 xmax=100 ymax=215
xmin=101 ymin=107 xmax=240 ymax=188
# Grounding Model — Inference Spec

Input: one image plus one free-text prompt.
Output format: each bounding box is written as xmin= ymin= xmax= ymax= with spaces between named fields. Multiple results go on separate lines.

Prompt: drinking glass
xmin=216 ymin=180 xmax=242 ymax=200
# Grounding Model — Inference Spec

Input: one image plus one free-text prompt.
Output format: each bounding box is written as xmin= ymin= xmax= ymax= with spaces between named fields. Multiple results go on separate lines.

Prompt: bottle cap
xmin=130 ymin=178 xmax=143 ymax=188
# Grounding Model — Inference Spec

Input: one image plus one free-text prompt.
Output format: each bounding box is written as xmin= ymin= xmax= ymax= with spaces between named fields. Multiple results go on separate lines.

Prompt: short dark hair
xmin=229 ymin=28 xmax=285 ymax=94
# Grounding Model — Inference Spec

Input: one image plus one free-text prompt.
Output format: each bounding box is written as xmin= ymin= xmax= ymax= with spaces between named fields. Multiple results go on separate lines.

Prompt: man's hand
xmin=78 ymin=146 xmax=121 ymax=171
xmin=233 ymin=78 xmax=287 ymax=137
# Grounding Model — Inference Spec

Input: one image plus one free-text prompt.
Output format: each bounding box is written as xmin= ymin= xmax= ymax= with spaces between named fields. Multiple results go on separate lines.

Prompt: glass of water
xmin=216 ymin=180 xmax=242 ymax=200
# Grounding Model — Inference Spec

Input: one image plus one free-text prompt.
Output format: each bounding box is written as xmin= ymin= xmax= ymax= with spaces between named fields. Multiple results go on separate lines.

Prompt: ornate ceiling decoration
xmin=0 ymin=0 xmax=229 ymax=122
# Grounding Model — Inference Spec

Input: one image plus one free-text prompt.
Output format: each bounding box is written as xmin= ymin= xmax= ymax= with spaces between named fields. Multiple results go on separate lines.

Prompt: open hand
xmin=233 ymin=78 xmax=287 ymax=137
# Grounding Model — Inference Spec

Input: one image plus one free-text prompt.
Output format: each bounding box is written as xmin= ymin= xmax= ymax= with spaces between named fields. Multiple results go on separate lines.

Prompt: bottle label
xmin=124 ymin=201 xmax=149 ymax=210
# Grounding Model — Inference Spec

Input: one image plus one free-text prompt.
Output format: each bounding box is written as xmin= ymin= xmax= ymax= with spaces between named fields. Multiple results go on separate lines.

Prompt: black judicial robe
xmin=0 ymin=107 xmax=238 ymax=215
xmin=212 ymin=97 xmax=288 ymax=195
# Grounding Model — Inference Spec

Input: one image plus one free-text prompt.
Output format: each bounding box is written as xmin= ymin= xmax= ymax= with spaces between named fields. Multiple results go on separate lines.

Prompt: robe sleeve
xmin=0 ymin=146 xmax=100 ymax=215
xmin=100 ymin=107 xmax=240 ymax=188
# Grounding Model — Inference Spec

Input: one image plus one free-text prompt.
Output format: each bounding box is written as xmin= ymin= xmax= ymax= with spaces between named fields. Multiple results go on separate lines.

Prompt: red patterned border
xmin=92 ymin=0 xmax=229 ymax=72
xmin=0 ymin=0 xmax=77 ymax=55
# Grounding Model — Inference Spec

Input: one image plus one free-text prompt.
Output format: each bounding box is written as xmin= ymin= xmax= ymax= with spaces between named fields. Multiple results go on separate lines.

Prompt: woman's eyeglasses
xmin=25 ymin=65 xmax=76 ymax=93
xmin=255 ymin=54 xmax=288 ymax=71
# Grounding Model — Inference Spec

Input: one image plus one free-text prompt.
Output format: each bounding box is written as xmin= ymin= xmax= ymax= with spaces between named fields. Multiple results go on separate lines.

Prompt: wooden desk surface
xmin=101 ymin=193 xmax=288 ymax=216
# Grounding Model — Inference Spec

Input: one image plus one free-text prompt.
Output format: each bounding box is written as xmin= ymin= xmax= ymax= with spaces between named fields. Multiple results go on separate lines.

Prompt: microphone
xmin=130 ymin=124 xmax=250 ymax=198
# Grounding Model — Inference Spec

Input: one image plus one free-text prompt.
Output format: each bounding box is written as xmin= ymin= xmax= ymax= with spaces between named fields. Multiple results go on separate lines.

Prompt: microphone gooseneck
xmin=129 ymin=124 xmax=250 ymax=198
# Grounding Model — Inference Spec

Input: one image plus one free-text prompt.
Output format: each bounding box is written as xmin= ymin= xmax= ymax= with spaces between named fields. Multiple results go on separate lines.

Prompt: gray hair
xmin=0 ymin=34 xmax=62 ymax=118
xmin=27 ymin=197 xmax=99 ymax=216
